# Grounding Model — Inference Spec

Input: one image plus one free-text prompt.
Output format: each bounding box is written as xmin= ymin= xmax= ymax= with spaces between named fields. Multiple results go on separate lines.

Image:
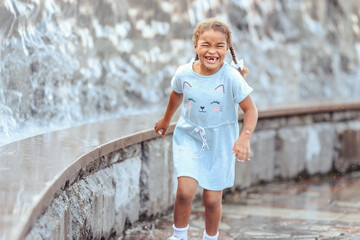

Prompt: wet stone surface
xmin=122 ymin=172 xmax=360 ymax=239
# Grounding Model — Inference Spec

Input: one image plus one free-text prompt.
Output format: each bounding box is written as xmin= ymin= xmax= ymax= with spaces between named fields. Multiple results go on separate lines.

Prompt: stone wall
xmin=26 ymin=138 xmax=177 ymax=240
xmin=235 ymin=111 xmax=360 ymax=189
xmin=26 ymin=110 xmax=360 ymax=239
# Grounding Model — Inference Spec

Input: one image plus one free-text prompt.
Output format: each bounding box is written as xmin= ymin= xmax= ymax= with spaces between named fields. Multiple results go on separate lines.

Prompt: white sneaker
xmin=167 ymin=235 xmax=185 ymax=240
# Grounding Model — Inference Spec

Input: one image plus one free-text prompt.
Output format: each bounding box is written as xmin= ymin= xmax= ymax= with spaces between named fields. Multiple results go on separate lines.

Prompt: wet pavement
xmin=123 ymin=172 xmax=360 ymax=239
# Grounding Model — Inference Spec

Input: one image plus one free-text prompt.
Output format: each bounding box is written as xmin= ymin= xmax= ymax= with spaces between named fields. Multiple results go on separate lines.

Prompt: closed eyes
xmin=211 ymin=100 xmax=220 ymax=104
xmin=188 ymin=98 xmax=196 ymax=102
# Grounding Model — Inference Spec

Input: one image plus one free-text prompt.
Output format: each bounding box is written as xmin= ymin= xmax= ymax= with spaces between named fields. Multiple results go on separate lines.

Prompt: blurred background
xmin=0 ymin=0 xmax=359 ymax=146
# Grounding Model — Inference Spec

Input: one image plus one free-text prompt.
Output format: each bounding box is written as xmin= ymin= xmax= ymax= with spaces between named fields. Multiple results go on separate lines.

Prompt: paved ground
xmin=122 ymin=172 xmax=360 ymax=239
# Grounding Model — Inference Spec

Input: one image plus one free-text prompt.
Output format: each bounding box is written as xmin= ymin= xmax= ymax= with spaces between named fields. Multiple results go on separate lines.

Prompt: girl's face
xmin=194 ymin=29 xmax=229 ymax=76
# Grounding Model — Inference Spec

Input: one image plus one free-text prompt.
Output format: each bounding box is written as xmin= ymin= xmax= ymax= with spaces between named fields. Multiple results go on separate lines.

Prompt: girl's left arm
xmin=232 ymin=95 xmax=258 ymax=162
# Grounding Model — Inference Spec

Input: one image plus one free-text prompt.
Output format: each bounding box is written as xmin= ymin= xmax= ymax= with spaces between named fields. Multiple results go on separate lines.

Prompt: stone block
xmin=108 ymin=143 xmax=141 ymax=165
xmin=25 ymin=230 xmax=43 ymax=240
xmin=251 ymin=130 xmax=277 ymax=183
xmin=113 ymin=156 xmax=142 ymax=233
xmin=94 ymin=167 xmax=116 ymax=237
xmin=286 ymin=115 xmax=313 ymax=127
xmin=312 ymin=112 xmax=332 ymax=123
xmin=333 ymin=111 xmax=360 ymax=122
xmin=234 ymin=160 xmax=252 ymax=189
xmin=335 ymin=122 xmax=360 ymax=173
xmin=234 ymin=130 xmax=276 ymax=189
xmin=64 ymin=200 xmax=71 ymax=240
xmin=277 ymin=126 xmax=307 ymax=178
xmin=305 ymin=124 xmax=335 ymax=175
xmin=26 ymin=194 xmax=70 ymax=240
xmin=67 ymin=179 xmax=94 ymax=240
xmin=140 ymin=135 xmax=176 ymax=217
xmin=84 ymin=176 xmax=102 ymax=238
xmin=252 ymin=118 xmax=286 ymax=131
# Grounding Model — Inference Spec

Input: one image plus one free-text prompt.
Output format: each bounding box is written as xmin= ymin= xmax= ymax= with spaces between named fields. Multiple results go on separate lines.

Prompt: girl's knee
xmin=176 ymin=177 xmax=197 ymax=204
xmin=176 ymin=189 xmax=195 ymax=204
xmin=203 ymin=195 xmax=222 ymax=210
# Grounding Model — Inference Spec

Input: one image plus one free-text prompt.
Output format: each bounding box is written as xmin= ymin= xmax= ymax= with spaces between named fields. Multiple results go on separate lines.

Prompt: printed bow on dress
xmin=192 ymin=127 xmax=209 ymax=159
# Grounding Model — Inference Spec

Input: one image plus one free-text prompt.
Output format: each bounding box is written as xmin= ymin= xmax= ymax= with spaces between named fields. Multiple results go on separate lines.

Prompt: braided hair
xmin=192 ymin=18 xmax=249 ymax=78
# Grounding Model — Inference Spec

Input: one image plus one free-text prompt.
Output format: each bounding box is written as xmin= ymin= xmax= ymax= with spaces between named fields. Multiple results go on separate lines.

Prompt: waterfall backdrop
xmin=0 ymin=0 xmax=359 ymax=146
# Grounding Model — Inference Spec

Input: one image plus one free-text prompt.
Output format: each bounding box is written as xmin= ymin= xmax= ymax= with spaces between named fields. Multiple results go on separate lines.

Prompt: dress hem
xmin=176 ymin=174 xmax=233 ymax=191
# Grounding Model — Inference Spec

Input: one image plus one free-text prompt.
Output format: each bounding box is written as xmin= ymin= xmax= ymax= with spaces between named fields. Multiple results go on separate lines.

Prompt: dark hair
xmin=192 ymin=18 xmax=249 ymax=77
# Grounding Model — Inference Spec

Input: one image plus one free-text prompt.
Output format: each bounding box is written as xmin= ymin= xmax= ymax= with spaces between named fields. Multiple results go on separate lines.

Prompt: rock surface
xmin=1 ymin=0 xmax=360 ymax=145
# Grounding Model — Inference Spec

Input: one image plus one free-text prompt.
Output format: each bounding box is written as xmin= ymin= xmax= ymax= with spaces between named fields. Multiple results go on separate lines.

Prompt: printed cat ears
xmin=184 ymin=82 xmax=192 ymax=89
xmin=183 ymin=81 xmax=225 ymax=93
xmin=215 ymin=84 xmax=225 ymax=93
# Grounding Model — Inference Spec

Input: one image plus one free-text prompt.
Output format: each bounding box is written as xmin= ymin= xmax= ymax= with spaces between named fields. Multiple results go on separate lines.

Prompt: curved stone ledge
xmin=1 ymin=101 xmax=360 ymax=239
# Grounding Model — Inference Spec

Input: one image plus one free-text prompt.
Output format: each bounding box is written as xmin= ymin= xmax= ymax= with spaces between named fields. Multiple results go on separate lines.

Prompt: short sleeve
xmin=171 ymin=68 xmax=183 ymax=94
xmin=232 ymin=74 xmax=253 ymax=103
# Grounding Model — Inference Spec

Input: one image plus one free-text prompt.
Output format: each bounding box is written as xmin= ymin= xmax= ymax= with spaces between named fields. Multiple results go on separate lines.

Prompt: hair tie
xmin=232 ymin=58 xmax=244 ymax=71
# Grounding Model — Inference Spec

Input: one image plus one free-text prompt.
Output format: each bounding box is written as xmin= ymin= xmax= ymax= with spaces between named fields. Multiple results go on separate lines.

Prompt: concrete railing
xmin=1 ymin=101 xmax=360 ymax=239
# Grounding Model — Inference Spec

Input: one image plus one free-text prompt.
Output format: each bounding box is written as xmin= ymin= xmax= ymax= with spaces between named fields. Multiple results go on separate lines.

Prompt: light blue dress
xmin=171 ymin=61 xmax=253 ymax=190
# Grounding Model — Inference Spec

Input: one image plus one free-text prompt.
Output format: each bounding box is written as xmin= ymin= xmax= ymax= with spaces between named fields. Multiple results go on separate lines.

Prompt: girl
xmin=154 ymin=18 xmax=258 ymax=240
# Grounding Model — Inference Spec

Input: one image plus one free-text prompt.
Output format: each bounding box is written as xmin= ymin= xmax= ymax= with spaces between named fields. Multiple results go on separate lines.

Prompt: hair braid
xmin=230 ymin=47 xmax=237 ymax=65
xmin=230 ymin=46 xmax=249 ymax=77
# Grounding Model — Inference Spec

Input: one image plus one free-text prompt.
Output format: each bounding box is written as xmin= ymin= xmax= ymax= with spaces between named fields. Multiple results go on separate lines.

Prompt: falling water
xmin=1 ymin=0 xmax=360 ymax=146
xmin=0 ymin=0 xmax=192 ymax=146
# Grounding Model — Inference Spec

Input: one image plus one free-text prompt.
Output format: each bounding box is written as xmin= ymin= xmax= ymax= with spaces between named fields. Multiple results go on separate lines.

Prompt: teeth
xmin=206 ymin=57 xmax=218 ymax=62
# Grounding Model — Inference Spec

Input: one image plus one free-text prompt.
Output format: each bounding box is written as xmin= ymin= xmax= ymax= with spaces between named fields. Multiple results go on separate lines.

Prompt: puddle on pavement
xmin=122 ymin=172 xmax=360 ymax=239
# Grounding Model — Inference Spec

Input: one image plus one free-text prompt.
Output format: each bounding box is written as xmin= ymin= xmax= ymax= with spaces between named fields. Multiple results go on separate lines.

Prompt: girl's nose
xmin=208 ymin=48 xmax=216 ymax=53
xmin=200 ymin=106 xmax=205 ymax=110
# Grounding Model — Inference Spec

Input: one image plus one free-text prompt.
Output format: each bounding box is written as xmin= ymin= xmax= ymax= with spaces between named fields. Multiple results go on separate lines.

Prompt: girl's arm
xmin=155 ymin=90 xmax=183 ymax=136
xmin=232 ymin=95 xmax=258 ymax=162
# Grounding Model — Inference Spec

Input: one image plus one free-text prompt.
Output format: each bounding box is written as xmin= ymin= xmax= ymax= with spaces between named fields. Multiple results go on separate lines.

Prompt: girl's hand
xmin=154 ymin=118 xmax=170 ymax=137
xmin=232 ymin=135 xmax=251 ymax=162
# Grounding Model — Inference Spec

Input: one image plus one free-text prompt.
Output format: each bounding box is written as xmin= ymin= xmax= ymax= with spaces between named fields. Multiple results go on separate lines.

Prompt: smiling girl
xmin=155 ymin=18 xmax=258 ymax=240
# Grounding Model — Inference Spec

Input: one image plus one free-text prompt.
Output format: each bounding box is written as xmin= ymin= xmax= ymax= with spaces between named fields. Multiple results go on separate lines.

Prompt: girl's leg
xmin=202 ymin=189 xmax=223 ymax=236
xmin=173 ymin=176 xmax=198 ymax=227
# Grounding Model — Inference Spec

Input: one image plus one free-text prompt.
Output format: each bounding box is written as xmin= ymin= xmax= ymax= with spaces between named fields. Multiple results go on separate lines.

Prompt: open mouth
xmin=205 ymin=56 xmax=219 ymax=64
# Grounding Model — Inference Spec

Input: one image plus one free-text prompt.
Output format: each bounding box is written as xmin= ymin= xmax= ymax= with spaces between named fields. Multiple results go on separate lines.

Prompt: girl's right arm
xmin=154 ymin=90 xmax=183 ymax=136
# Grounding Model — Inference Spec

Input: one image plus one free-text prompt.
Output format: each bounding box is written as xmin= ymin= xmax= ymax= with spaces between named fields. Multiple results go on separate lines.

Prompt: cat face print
xmin=183 ymin=81 xmax=225 ymax=126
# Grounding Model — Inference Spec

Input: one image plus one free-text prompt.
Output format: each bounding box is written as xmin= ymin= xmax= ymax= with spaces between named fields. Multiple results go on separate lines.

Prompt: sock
xmin=173 ymin=224 xmax=189 ymax=240
xmin=202 ymin=230 xmax=219 ymax=240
